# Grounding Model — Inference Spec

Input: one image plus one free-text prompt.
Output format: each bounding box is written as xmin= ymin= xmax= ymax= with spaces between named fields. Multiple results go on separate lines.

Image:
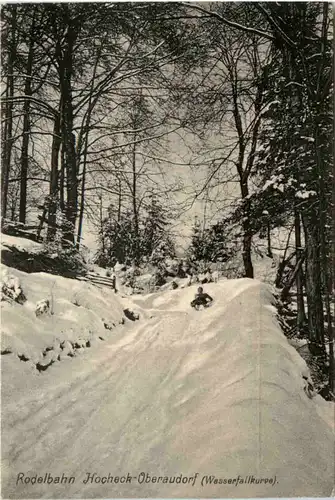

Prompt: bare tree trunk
xmin=294 ymin=207 xmax=306 ymax=332
xmin=240 ymin=180 xmax=254 ymax=278
xmin=76 ymin=160 xmax=86 ymax=250
xmin=315 ymin=117 xmax=334 ymax=393
xmin=328 ymin=108 xmax=335 ymax=395
xmin=57 ymin=6 xmax=78 ymax=245
xmin=47 ymin=108 xmax=61 ymax=241
xmin=99 ymin=193 xmax=105 ymax=255
xmin=117 ymin=176 xmax=122 ymax=223
xmin=9 ymin=182 xmax=20 ymax=221
xmin=131 ymin=138 xmax=139 ymax=262
xmin=76 ymin=129 xmax=88 ymax=249
xmin=325 ymin=270 xmax=334 ymax=394
xmin=59 ymin=143 xmax=65 ymax=214
xmin=281 ymin=254 xmax=305 ymax=302
xmin=62 ymin=115 xmax=77 ymax=245
xmin=303 ymin=215 xmax=325 ymax=352
xmin=1 ymin=5 xmax=17 ymax=220
xmin=76 ymin=44 xmax=102 ymax=250
xmin=229 ymin=63 xmax=264 ymax=279
xmin=19 ymin=9 xmax=36 ymax=224
xmin=275 ymin=223 xmax=295 ymax=288
xmin=266 ymin=221 xmax=273 ymax=258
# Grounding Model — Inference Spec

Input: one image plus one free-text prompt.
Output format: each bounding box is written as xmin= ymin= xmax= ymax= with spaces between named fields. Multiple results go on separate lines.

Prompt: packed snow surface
xmin=1 ymin=272 xmax=334 ymax=498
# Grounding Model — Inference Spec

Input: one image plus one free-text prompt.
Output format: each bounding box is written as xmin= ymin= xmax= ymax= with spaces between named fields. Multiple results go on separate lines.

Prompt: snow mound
xmin=2 ymin=278 xmax=334 ymax=498
xmin=1 ymin=269 xmax=26 ymax=304
xmin=1 ymin=233 xmax=43 ymax=253
xmin=1 ymin=264 xmax=125 ymax=370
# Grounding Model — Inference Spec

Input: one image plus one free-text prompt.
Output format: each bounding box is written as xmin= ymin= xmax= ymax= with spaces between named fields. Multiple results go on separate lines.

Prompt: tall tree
xmin=1 ymin=5 xmax=18 ymax=220
xmin=18 ymin=6 xmax=37 ymax=223
xmin=176 ymin=3 xmax=271 ymax=277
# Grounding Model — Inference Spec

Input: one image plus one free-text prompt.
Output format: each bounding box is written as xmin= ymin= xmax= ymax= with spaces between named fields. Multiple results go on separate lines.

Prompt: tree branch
xmin=182 ymin=3 xmax=275 ymax=42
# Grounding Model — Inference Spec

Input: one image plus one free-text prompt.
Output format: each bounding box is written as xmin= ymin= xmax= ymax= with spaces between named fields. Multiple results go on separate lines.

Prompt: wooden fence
xmin=77 ymin=272 xmax=116 ymax=290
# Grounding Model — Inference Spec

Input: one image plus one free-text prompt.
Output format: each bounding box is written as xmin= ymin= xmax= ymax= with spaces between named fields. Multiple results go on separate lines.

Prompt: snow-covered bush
xmin=35 ymin=299 xmax=50 ymax=317
xmin=123 ymin=308 xmax=140 ymax=321
xmin=162 ymin=258 xmax=188 ymax=278
xmin=40 ymin=241 xmax=86 ymax=275
xmin=164 ymin=258 xmax=180 ymax=277
xmin=122 ymin=266 xmax=141 ymax=288
xmin=171 ymin=280 xmax=178 ymax=290
xmin=114 ymin=262 xmax=126 ymax=273
xmin=151 ymin=269 xmax=166 ymax=288
xmin=1 ymin=270 xmax=26 ymax=304
xmin=2 ymin=234 xmax=87 ymax=277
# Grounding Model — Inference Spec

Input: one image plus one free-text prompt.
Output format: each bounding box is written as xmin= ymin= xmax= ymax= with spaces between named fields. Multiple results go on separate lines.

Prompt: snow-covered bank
xmin=1 ymin=276 xmax=334 ymax=498
xmin=1 ymin=264 xmax=125 ymax=376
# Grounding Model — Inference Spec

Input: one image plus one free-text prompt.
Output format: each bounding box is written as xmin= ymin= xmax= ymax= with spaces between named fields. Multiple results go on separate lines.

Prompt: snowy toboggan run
xmin=1 ymin=250 xmax=334 ymax=498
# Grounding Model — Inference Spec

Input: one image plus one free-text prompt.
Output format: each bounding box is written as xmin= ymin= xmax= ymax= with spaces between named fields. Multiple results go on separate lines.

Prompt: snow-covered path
xmin=2 ymin=278 xmax=334 ymax=498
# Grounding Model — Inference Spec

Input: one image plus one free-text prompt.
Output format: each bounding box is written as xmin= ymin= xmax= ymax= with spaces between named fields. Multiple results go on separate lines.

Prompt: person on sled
xmin=191 ymin=286 xmax=213 ymax=310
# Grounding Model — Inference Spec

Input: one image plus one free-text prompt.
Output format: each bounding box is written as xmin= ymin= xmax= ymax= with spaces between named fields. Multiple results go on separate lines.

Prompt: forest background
xmin=1 ymin=2 xmax=333 ymax=394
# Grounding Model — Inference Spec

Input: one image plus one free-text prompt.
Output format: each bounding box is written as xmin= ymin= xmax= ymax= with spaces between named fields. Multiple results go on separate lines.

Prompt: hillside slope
xmin=1 ymin=270 xmax=334 ymax=498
